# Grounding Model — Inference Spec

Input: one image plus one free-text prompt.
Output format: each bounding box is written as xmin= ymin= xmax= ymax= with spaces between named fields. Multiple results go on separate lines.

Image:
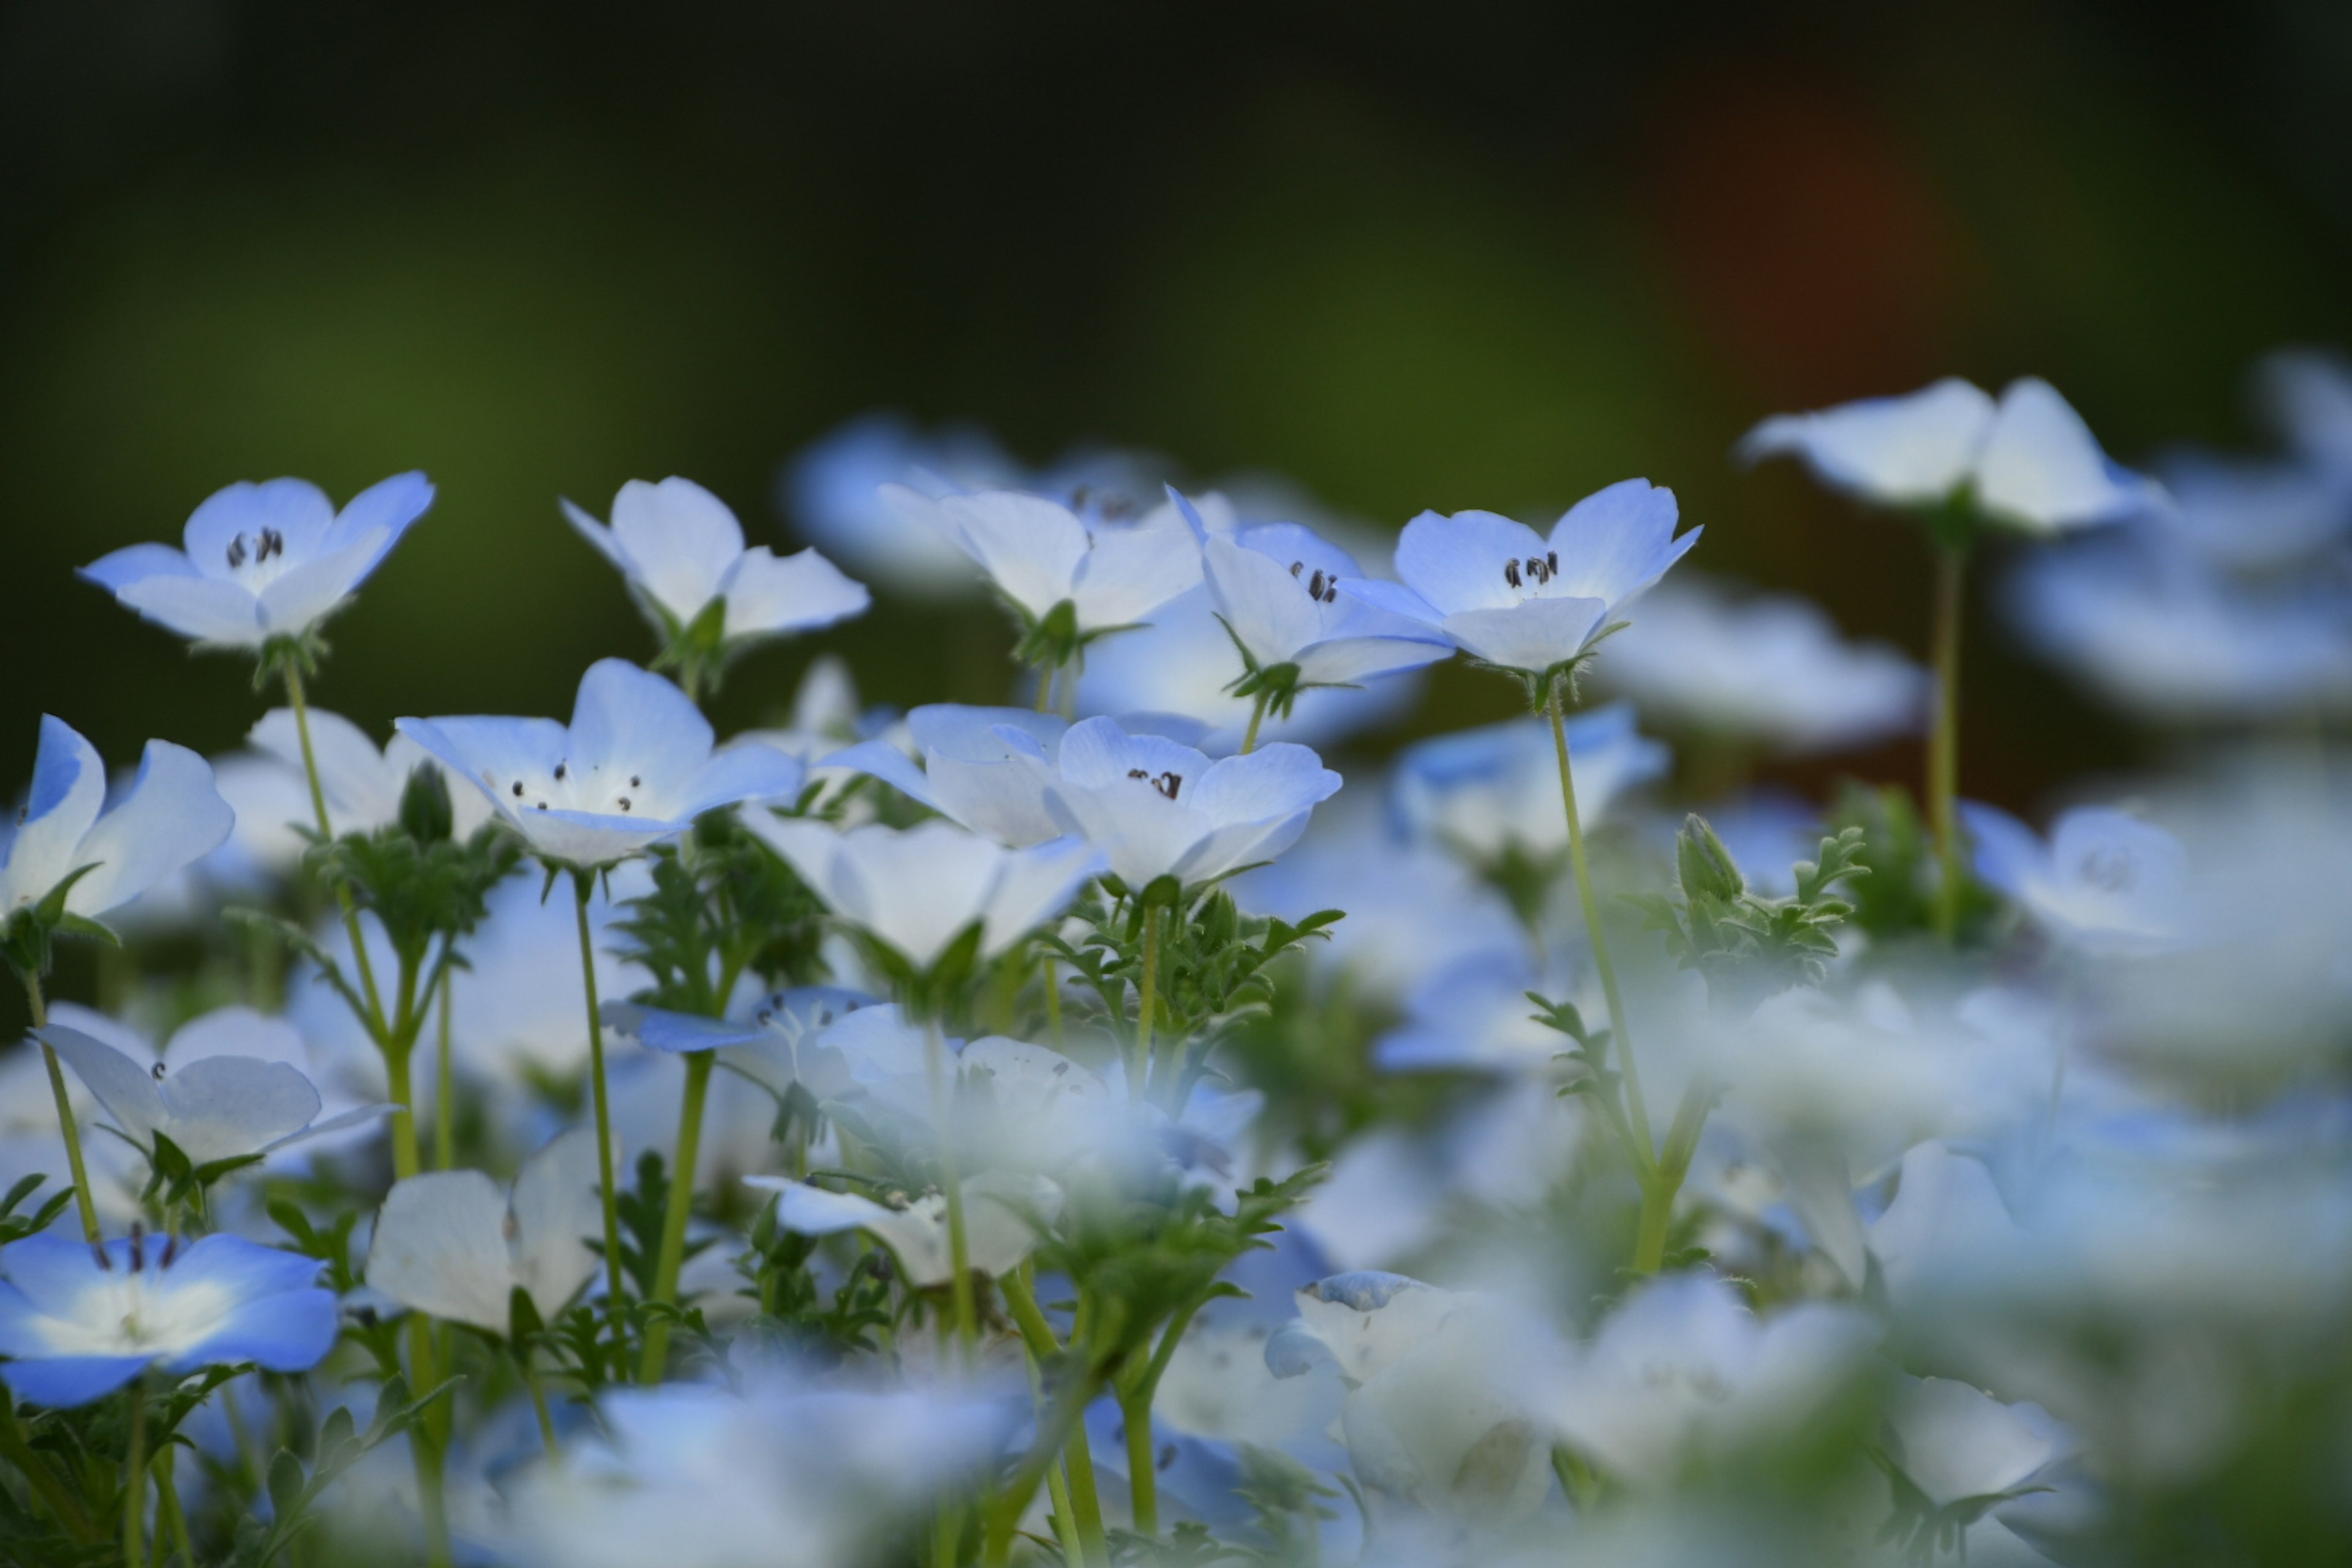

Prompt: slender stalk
xmin=21 ymin=971 xmax=98 ymax=1242
xmin=433 ymin=968 xmax=456 ymax=1170
xmin=280 ymin=660 xmax=388 ymax=1033
xmin=1928 ymin=545 xmax=1965 ymax=943
xmin=1547 ymin=682 xmax=1653 ymax=1163
xmin=523 ymin=1356 xmax=562 ymax=1466
xmin=413 ymin=1433 xmax=453 ymax=1568
xmin=1042 ymin=1451 xmax=1085 ymax=1568
xmin=122 ymin=1379 xmax=146 ymax=1568
xmin=383 ymin=1045 xmax=423 ymax=1183
xmin=1042 ymin=956 xmax=1064 ymax=1048
xmin=923 ymin=1019 xmax=976 ymax=1359
xmin=0 ymin=1397 xmax=97 ymax=1540
xmin=1121 ymin=1385 xmax=1158 ymax=1537
xmin=1003 ymin=1269 xmax=1106 ymax=1565
xmin=1033 ymin=663 xmax=1055 ymax=714
xmin=1238 ymin=692 xmax=1268 ymax=755
xmin=1631 ymin=1078 xmax=1713 ymax=1275
xmin=638 ymin=1050 xmax=715 ymax=1384
xmin=573 ymin=875 xmax=627 ymax=1318
xmin=1129 ymin=903 xmax=1163 ymax=1099
xmin=155 ymin=1446 xmax=195 ymax=1568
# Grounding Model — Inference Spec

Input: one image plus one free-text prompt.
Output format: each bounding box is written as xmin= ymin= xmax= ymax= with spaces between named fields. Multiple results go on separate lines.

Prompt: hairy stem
xmin=22 ymin=971 xmax=98 ymax=1242
xmin=638 ymin=1049 xmax=715 ymax=1384
xmin=1129 ymin=902 xmax=1163 ymax=1099
xmin=573 ymin=875 xmax=627 ymax=1319
xmin=1239 ymin=692 xmax=1268 ymax=755
xmin=1929 ymin=545 xmax=1965 ymax=943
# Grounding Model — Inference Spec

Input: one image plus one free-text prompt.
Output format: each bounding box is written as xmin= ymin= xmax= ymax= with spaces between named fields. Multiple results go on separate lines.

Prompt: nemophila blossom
xmin=880 ymin=482 xmax=1202 ymax=658
xmin=1 ymin=715 xmax=234 ymax=929
xmin=398 ymin=658 xmax=803 ymax=868
xmin=1005 ymin=715 xmax=1342 ymax=889
xmin=2261 ymin=347 xmax=2352 ymax=475
xmin=1585 ymin=577 xmax=1928 ymax=755
xmin=563 ymin=478 xmax=869 ymax=672
xmin=1962 ymin=802 xmax=2190 ymax=957
xmin=247 ymin=706 xmax=494 ymax=840
xmin=1882 ymin=1376 xmax=2077 ymax=1558
xmin=747 ymin=816 xmax=1101 ymax=973
xmin=822 ymin=704 xmax=1079 ymax=845
xmin=1738 ymin=378 xmax=2159 ymax=533
xmin=0 ymin=1231 xmax=336 ymax=1406
xmin=80 ymin=472 xmax=433 ymax=649
xmin=1390 ymin=703 xmax=1667 ymax=869
xmin=2150 ymin=450 xmax=2351 ymax=571
xmin=745 ymin=1170 xmax=1061 ymax=1285
xmin=1174 ymin=491 xmax=1453 ymax=712
xmin=1382 ymin=479 xmax=1697 ymax=679
xmin=39 ymin=1005 xmax=388 ymax=1172
xmin=364 ymin=1128 xmax=604 ymax=1333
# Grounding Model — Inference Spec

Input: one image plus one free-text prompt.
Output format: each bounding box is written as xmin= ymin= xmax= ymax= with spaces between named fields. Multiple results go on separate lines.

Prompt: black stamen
xmin=554 ymin=763 xmax=567 ymax=781
xmin=1153 ymin=771 xmax=1183 ymax=800
xmin=618 ymin=797 xmax=631 ymax=812
xmin=129 ymin=1223 xmax=145 ymax=1272
xmin=151 ymin=1061 xmax=165 ymax=1082
xmin=1547 ymin=550 xmax=1558 ymax=574
xmin=512 ymin=780 xmax=524 ymax=797
xmin=226 ymin=536 xmax=247 ymax=569
xmin=1504 ymin=559 xmax=1522 ymax=589
xmin=1307 ymin=569 xmax=1327 ymax=599
xmin=630 ymin=775 xmax=641 ymax=788
xmin=1289 ymin=560 xmax=1304 ymax=577
xmin=1323 ymin=582 xmax=1338 ymax=604
xmin=159 ymin=1235 xmax=179 ymax=1270
xmin=1127 ymin=767 xmax=1149 ymax=780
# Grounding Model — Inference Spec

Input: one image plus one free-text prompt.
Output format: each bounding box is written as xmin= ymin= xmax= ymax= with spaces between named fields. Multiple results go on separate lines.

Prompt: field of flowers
xmin=2 ymin=363 xmax=2349 ymax=1567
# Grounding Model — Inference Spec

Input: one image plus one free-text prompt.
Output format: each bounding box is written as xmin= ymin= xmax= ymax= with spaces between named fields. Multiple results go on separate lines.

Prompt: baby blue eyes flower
xmin=2 ymin=715 xmax=235 ymax=927
xmin=1008 ymin=715 xmax=1343 ymax=889
xmin=365 ymin=1128 xmax=605 ymax=1333
xmin=80 ymin=472 xmax=433 ymax=649
xmin=782 ymin=412 xmax=1028 ymax=597
xmin=1738 ymin=377 xmax=2160 ymax=533
xmin=1390 ymin=702 xmax=1667 ymax=867
xmin=397 ymin=658 xmax=804 ymax=869
xmin=562 ymin=476 xmax=870 ymax=657
xmin=0 ymin=1231 xmax=336 ymax=1406
xmin=1963 ymin=802 xmax=2190 ymax=957
xmin=1385 ymin=478 xmax=1698 ymax=678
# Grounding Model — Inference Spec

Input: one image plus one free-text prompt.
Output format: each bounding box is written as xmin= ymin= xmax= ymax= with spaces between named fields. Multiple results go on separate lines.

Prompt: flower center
xmin=479 ymin=760 xmax=654 ymax=818
xmin=1125 ymin=767 xmax=1183 ymax=801
xmin=1500 ymin=551 xmax=1560 ymax=596
xmin=1287 ymin=561 xmax=1340 ymax=606
xmin=222 ymin=528 xmax=304 ymax=592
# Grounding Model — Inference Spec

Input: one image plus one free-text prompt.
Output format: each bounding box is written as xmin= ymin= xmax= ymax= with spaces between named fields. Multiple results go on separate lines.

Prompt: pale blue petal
xmin=718 ymin=547 xmax=870 ymax=641
xmin=67 ymin=741 xmax=234 ymax=918
xmin=79 ymin=543 xmax=197 ymax=592
xmin=0 ymin=1235 xmax=115 ymax=1317
xmin=394 ymin=715 xmax=570 ymax=809
xmin=255 ymin=529 xmax=390 ymax=635
xmin=609 ymin=478 xmax=744 ymax=622
xmin=1736 ymin=379 xmax=1994 ymax=506
xmin=821 ymin=739 xmax=940 ymax=810
xmin=182 ymin=480 xmax=334 ymax=582
xmin=568 ymin=660 xmax=714 ymax=790
xmin=0 ymin=716 xmax=106 ymax=916
xmin=2 ymin=1355 xmax=151 ymax=1408
xmin=113 ymin=576 xmax=265 ymax=645
xmin=173 ymin=1287 xmax=338 ymax=1374
xmin=674 ymin=744 xmax=806 ymax=818
xmin=1393 ymin=510 xmax=1547 ymax=616
xmin=39 ymin=1024 xmax=168 ymax=1145
xmin=1960 ymin=802 xmax=2045 ymax=900
xmin=1545 ymin=479 xmax=1691 ymax=611
xmin=1440 ymin=597 xmax=1607 ymax=673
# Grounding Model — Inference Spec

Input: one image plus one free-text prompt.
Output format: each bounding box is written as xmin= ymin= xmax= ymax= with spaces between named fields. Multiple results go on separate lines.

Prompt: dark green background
xmin=3 ymin=1 xmax=2347 ymax=807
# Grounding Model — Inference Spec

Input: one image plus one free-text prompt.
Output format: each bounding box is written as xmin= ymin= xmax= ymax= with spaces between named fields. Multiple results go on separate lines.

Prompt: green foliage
xmin=224 ymin=1375 xmax=454 ymax=1568
xmin=735 ymin=1207 xmax=896 ymax=1364
xmin=0 ymin=1174 xmax=74 ymax=1248
xmin=1631 ymin=815 xmax=1868 ymax=1011
xmin=0 ymin=864 xmax=115 ymax=985
xmin=611 ymin=814 xmax=827 ymax=1016
xmin=1825 ymin=782 xmax=1937 ymax=940
xmin=307 ymin=795 xmax=519 ymax=1000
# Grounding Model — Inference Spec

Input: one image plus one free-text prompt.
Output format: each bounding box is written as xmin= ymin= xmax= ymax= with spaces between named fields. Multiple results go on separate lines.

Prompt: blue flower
xmin=1739 ymin=378 xmax=2160 ymax=533
xmin=820 ymin=704 xmax=1077 ymax=846
xmin=562 ymin=477 xmax=869 ymax=652
xmin=0 ymin=1231 xmax=336 ymax=1406
xmin=780 ymin=413 xmax=1028 ymax=597
xmin=80 ymin=473 xmax=433 ymax=649
xmin=1381 ymin=478 xmax=1698 ymax=677
xmin=1963 ymin=802 xmax=2190 ymax=957
xmin=397 ymin=659 xmax=804 ymax=869
xmin=365 ymin=1128 xmax=605 ymax=1333
xmin=1 ymin=715 xmax=235 ymax=926
xmin=1389 ymin=703 xmax=1667 ymax=867
xmin=1006 ymin=715 xmax=1343 ymax=888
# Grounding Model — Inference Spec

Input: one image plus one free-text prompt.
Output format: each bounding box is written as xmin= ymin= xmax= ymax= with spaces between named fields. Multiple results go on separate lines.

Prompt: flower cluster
xmin=0 ymin=364 xmax=2345 ymax=1568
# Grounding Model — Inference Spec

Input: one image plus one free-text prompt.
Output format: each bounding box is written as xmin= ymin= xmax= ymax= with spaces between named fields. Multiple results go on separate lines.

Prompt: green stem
xmin=22 ymin=971 xmax=99 ymax=1243
xmin=523 ymin=1354 xmax=562 ymax=1466
xmin=1002 ymin=1270 xmax=1106 ymax=1564
xmin=1929 ymin=545 xmax=1965 ymax=943
xmin=1033 ymin=663 xmax=1055 ymax=714
xmin=924 ymin=1019 xmax=976 ymax=1359
xmin=1632 ymin=1079 xmax=1713 ymax=1276
xmin=433 ymin=967 xmax=456 ymax=1170
xmin=122 ymin=1379 xmax=146 ymax=1568
xmin=1129 ymin=902 xmax=1162 ymax=1099
xmin=1547 ymin=682 xmax=1653 ymax=1166
xmin=383 ymin=1044 xmax=422 ymax=1183
xmin=155 ymin=1446 xmax=195 ymax=1568
xmin=0 ymin=1396 xmax=98 ymax=1540
xmin=1238 ymin=692 xmax=1268 ymax=755
xmin=281 ymin=660 xmax=389 ymax=1036
xmin=638 ymin=1050 xmax=715 ymax=1384
xmin=573 ymin=874 xmax=627 ymax=1320
xmin=1042 ymin=955 xmax=1064 ymax=1048
xmin=1120 ymin=1385 xmax=1157 ymax=1538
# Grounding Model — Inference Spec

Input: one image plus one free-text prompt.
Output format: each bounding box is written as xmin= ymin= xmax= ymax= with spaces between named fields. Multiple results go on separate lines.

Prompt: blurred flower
xmin=1004 ymin=715 xmax=1342 ymax=888
xmin=2148 ymin=450 xmax=2350 ymax=572
xmin=820 ymin=704 xmax=1075 ymax=845
xmin=782 ymin=414 xmax=1028 ymax=595
xmin=364 ymin=1128 xmax=604 ymax=1333
xmin=1 ymin=715 xmax=234 ymax=925
xmin=880 ymin=484 xmax=1201 ymax=643
xmin=1390 ymin=703 xmax=1667 ymax=867
xmin=1383 ymin=480 xmax=1697 ymax=676
xmin=0 ymin=1231 xmax=336 ymax=1406
xmin=746 ymin=817 xmax=1100 ymax=971
xmin=563 ymin=477 xmax=869 ymax=654
xmin=38 ymin=1006 xmax=388 ymax=1172
xmin=1883 ymin=1374 xmax=2073 ymax=1515
xmin=1962 ymin=802 xmax=2188 ymax=957
xmin=1534 ymin=1272 xmax=1877 ymax=1488
xmin=79 ymin=473 xmax=433 ymax=649
xmin=1867 ymin=1140 xmax=2021 ymax=1312
xmin=1374 ymin=948 xmax=1580 ymax=1074
xmin=1585 ymin=576 xmax=1926 ymax=755
xmin=2260 ymin=348 xmax=2352 ymax=477
xmin=246 ymin=705 xmax=494 ymax=840
xmin=1739 ymin=378 xmax=2158 ymax=533
xmin=399 ymin=659 xmax=802 ymax=867
xmin=744 ymin=1169 xmax=1061 ymax=1284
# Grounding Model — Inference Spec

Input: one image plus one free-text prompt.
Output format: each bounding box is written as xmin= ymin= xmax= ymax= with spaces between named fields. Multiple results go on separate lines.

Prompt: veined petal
xmin=977 ymin=836 xmax=1102 ymax=957
xmin=323 ymin=471 xmax=434 ymax=562
xmin=1069 ymin=515 xmax=1204 ymax=629
xmin=394 ymin=715 xmax=571 ymax=813
xmin=367 ymin=1169 xmax=519 ymax=1332
xmin=183 ymin=480 xmax=336 ymax=583
xmin=67 ymin=741 xmax=234 ymax=918
xmin=39 ymin=1025 xmax=170 ymax=1149
xmin=1544 ymin=479 xmax=1692 ymax=611
xmin=170 ymin=1286 xmax=337 ymax=1376
xmin=927 ymin=491 xmax=1091 ymax=619
xmin=567 ymin=659 xmax=714 ymax=801
xmin=1439 ymin=597 xmax=1607 ymax=674
xmin=821 ymin=739 xmax=942 ymax=812
xmin=1204 ymin=535 xmax=1327 ymax=666
xmin=509 ymin=1128 xmax=606 ymax=1322
xmin=673 ymin=744 xmax=807 ymax=818
xmin=1291 ymin=630 xmax=1454 ymax=687
xmin=1186 ymin=744 xmax=1343 ymax=829
xmin=1394 ymin=510 xmax=1550 ymax=616
xmin=156 ymin=1056 xmax=322 ymax=1166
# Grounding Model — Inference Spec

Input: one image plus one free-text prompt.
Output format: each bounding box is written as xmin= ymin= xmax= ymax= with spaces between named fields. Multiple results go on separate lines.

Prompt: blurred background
xmin=3 ymin=0 xmax=2349 ymax=806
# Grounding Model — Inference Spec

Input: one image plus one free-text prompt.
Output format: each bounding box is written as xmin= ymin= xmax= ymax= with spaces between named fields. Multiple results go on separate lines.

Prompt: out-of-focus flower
xmin=1868 ymin=1140 xmax=2021 ymax=1311
xmin=1585 ymin=577 xmax=1926 ymax=755
xmin=0 ymin=1231 xmax=336 ymax=1406
xmin=494 ymin=1364 xmax=1015 ymax=1568
xmin=1006 ymin=716 xmax=1342 ymax=888
xmin=365 ymin=1128 xmax=604 ymax=1333
xmin=563 ymin=477 xmax=869 ymax=654
xmin=399 ymin=659 xmax=803 ymax=867
xmin=2260 ymin=348 xmax=2352 ymax=477
xmin=880 ymin=484 xmax=1202 ymax=646
xmin=38 ymin=1006 xmax=388 ymax=1172
xmin=245 ymin=706 xmax=494 ymax=839
xmin=79 ymin=472 xmax=434 ymax=648
xmin=747 ymin=817 xmax=1100 ymax=972
xmin=1963 ymin=803 xmax=2189 ymax=957
xmin=1 ymin=715 xmax=234 ymax=927
xmin=744 ymin=1170 xmax=1061 ymax=1285
xmin=2005 ymin=529 xmax=2352 ymax=722
xmin=1390 ymin=703 xmax=1667 ymax=867
xmin=1534 ymin=1272 xmax=1878 ymax=1488
xmin=782 ymin=414 xmax=1028 ymax=595
xmin=1374 ymin=949 xmax=1580 ymax=1075
xmin=1739 ymin=379 xmax=2158 ymax=533
xmin=1382 ymin=480 xmax=1697 ymax=676
xmin=1883 ymin=1374 xmax=2073 ymax=1515
xmin=2149 ymin=451 xmax=2350 ymax=572
xmin=820 ymin=704 xmax=1074 ymax=845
